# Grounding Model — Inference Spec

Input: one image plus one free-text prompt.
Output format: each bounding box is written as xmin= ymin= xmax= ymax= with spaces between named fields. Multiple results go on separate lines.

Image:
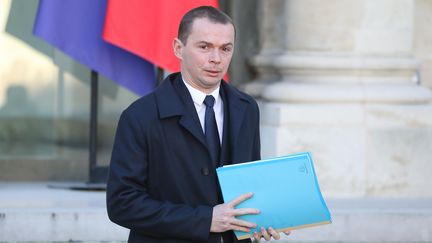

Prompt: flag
xmin=103 ymin=0 xmax=219 ymax=72
xmin=33 ymin=0 xmax=156 ymax=96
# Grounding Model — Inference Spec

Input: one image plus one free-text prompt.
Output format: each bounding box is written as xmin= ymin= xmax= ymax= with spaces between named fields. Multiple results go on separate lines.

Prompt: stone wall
xmin=246 ymin=0 xmax=432 ymax=198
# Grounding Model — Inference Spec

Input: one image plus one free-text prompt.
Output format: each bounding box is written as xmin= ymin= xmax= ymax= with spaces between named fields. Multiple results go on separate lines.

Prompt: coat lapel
xmin=155 ymin=73 xmax=207 ymax=149
xmin=219 ymin=88 xmax=230 ymax=166
xmin=220 ymin=81 xmax=250 ymax=163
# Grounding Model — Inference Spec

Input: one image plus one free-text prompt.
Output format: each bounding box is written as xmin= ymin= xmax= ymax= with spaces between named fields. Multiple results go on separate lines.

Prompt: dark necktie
xmin=203 ymin=95 xmax=221 ymax=165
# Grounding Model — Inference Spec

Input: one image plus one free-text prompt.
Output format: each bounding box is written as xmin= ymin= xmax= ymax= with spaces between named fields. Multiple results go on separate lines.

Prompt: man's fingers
xmin=232 ymin=207 xmax=260 ymax=216
xmin=253 ymin=232 xmax=261 ymax=242
xmin=230 ymin=225 xmax=251 ymax=233
xmin=228 ymin=192 xmax=253 ymax=207
xmin=251 ymin=227 xmax=288 ymax=241
xmin=268 ymin=227 xmax=280 ymax=240
xmin=231 ymin=218 xmax=257 ymax=229
xmin=261 ymin=227 xmax=271 ymax=241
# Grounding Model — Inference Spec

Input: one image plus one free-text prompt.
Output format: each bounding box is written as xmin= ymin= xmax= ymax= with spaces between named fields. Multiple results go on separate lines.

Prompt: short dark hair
xmin=178 ymin=6 xmax=235 ymax=44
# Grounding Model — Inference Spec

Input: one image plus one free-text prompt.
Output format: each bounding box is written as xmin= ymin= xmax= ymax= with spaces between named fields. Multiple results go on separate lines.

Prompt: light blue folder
xmin=216 ymin=152 xmax=331 ymax=240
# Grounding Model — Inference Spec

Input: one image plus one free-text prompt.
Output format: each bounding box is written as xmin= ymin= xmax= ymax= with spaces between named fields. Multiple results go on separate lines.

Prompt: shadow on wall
xmin=0 ymin=85 xmax=37 ymax=116
xmin=0 ymin=84 xmax=117 ymax=158
xmin=0 ymin=85 xmax=55 ymax=156
xmin=0 ymin=85 xmax=86 ymax=157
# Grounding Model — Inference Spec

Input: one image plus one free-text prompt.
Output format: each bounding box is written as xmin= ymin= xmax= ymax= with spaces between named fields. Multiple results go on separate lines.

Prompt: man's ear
xmin=173 ymin=38 xmax=183 ymax=60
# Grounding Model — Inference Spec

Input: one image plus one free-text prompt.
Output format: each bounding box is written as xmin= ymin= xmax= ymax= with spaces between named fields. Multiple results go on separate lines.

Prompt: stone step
xmin=0 ymin=183 xmax=431 ymax=242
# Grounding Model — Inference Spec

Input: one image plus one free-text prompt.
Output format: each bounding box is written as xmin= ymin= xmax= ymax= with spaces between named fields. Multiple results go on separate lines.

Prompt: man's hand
xmin=252 ymin=228 xmax=291 ymax=241
xmin=210 ymin=192 xmax=260 ymax=233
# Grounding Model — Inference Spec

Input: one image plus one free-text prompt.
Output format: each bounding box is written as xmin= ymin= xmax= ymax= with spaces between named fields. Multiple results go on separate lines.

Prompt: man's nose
xmin=209 ymin=49 xmax=221 ymax=63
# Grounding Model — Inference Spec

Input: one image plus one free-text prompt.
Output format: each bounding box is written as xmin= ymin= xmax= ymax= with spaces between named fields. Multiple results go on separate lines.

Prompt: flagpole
xmin=89 ymin=70 xmax=98 ymax=181
xmin=87 ymin=70 xmax=109 ymax=187
xmin=156 ymin=66 xmax=164 ymax=86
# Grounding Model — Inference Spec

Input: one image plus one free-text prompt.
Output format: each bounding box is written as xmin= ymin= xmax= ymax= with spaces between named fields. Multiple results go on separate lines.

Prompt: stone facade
xmin=245 ymin=0 xmax=432 ymax=198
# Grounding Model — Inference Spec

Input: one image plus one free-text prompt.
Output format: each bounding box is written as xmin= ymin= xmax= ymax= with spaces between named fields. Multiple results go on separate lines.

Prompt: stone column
xmin=246 ymin=0 xmax=432 ymax=197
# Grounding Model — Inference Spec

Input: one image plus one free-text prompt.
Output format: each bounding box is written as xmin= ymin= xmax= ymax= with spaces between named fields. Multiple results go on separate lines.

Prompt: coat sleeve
xmin=106 ymin=108 xmax=213 ymax=241
xmin=252 ymin=100 xmax=261 ymax=161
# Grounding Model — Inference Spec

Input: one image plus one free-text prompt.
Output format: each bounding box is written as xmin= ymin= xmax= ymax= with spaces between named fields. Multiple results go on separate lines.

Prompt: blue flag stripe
xmin=33 ymin=0 xmax=156 ymax=96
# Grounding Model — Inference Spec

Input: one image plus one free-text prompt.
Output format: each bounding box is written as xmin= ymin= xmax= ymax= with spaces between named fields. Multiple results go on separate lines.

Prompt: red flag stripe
xmin=103 ymin=0 xmax=219 ymax=72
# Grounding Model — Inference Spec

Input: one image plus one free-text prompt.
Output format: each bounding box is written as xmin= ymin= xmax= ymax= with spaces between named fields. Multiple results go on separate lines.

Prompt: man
xmin=107 ymin=6 xmax=288 ymax=243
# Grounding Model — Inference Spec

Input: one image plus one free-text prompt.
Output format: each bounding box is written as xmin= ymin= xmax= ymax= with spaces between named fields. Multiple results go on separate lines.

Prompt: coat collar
xmin=155 ymin=73 xmax=184 ymax=119
xmin=155 ymin=72 xmax=251 ymax=155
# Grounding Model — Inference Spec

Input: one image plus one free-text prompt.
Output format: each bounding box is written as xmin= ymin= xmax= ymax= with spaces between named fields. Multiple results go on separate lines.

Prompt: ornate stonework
xmin=247 ymin=0 xmax=432 ymax=197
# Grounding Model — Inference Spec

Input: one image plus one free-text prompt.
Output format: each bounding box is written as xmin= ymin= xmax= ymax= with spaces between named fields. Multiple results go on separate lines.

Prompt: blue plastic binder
xmin=216 ymin=152 xmax=331 ymax=240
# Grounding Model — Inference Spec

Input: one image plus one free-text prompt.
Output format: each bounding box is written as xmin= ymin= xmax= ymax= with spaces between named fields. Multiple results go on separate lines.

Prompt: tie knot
xmin=204 ymin=95 xmax=215 ymax=108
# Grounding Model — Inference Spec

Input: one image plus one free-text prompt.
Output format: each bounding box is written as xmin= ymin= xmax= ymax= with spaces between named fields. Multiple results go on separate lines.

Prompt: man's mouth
xmin=204 ymin=69 xmax=221 ymax=77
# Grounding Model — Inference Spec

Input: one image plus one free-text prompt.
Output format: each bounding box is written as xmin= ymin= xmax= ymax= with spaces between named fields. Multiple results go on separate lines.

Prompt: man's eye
xmin=223 ymin=47 xmax=232 ymax=52
xmin=199 ymin=45 xmax=208 ymax=50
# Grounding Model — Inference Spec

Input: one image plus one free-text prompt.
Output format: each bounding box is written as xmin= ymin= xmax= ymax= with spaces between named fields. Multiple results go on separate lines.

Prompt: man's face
xmin=174 ymin=17 xmax=235 ymax=93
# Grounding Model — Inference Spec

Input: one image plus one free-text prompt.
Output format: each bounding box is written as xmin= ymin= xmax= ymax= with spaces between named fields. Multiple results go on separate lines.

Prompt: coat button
xmin=201 ymin=167 xmax=209 ymax=176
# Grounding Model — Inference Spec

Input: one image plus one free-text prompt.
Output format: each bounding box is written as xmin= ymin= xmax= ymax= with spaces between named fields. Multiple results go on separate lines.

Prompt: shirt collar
xmin=182 ymin=78 xmax=220 ymax=106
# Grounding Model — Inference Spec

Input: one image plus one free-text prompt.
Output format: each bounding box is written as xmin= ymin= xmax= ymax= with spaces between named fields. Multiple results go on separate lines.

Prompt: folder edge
xmin=236 ymin=220 xmax=332 ymax=240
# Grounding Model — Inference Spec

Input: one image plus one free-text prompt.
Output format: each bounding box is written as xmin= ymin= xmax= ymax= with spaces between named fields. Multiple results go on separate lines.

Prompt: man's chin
xmin=201 ymin=77 xmax=222 ymax=89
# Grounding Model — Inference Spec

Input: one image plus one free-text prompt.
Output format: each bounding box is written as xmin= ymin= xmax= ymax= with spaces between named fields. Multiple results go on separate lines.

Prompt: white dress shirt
xmin=183 ymin=79 xmax=224 ymax=144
